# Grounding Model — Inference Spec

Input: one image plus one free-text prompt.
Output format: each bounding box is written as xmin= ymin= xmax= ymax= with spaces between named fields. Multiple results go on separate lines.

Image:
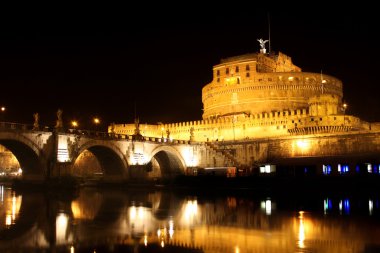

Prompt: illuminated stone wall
xmin=213 ymin=131 xmax=380 ymax=168
xmin=110 ymin=109 xmax=368 ymax=142
xmin=202 ymin=52 xmax=342 ymax=120
xmin=0 ymin=144 xmax=19 ymax=170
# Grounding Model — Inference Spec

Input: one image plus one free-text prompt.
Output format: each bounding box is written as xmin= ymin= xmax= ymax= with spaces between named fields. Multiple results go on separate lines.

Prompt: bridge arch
xmin=0 ymin=132 xmax=48 ymax=180
xmin=74 ymin=141 xmax=129 ymax=181
xmin=150 ymin=146 xmax=186 ymax=178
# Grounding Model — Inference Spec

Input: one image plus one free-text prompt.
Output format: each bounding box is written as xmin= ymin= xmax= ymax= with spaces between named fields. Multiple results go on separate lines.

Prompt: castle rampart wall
xmin=202 ymin=72 xmax=342 ymax=119
xmin=111 ymin=106 xmax=370 ymax=143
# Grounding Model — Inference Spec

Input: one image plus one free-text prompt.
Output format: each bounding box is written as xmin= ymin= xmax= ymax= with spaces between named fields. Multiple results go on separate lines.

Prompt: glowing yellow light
xmin=138 ymin=206 xmax=144 ymax=219
xmin=184 ymin=200 xmax=198 ymax=221
xmin=71 ymin=121 xmax=78 ymax=128
xmin=235 ymin=246 xmax=240 ymax=253
xmin=56 ymin=213 xmax=69 ymax=243
xmin=1 ymin=106 xmax=5 ymax=112
xmin=322 ymin=79 xmax=327 ymax=83
xmin=169 ymin=220 xmax=174 ymax=239
xmin=144 ymin=235 xmax=148 ymax=246
xmin=130 ymin=206 xmax=137 ymax=220
xmin=161 ymin=240 xmax=165 ymax=248
xmin=5 ymin=214 xmax=11 ymax=226
xmin=296 ymin=140 xmax=309 ymax=150
xmin=93 ymin=117 xmax=100 ymax=124
xmin=70 ymin=246 xmax=75 ymax=253
xmin=288 ymin=76 xmax=294 ymax=81
xmin=343 ymin=103 xmax=348 ymax=109
xmin=298 ymin=211 xmax=305 ymax=249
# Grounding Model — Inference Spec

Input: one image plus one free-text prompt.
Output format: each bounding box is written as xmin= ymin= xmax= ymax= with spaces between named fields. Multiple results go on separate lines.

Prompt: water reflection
xmin=0 ymin=185 xmax=380 ymax=253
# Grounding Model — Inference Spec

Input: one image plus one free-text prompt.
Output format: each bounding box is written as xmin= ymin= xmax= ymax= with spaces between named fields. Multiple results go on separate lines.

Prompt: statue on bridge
xmin=134 ymin=117 xmax=141 ymax=136
xmin=190 ymin=127 xmax=195 ymax=142
xmin=32 ymin=113 xmax=39 ymax=130
xmin=55 ymin=109 xmax=63 ymax=131
xmin=133 ymin=117 xmax=144 ymax=140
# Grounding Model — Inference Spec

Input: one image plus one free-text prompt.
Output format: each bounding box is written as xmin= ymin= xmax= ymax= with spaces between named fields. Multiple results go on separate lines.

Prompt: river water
xmin=0 ymin=184 xmax=379 ymax=253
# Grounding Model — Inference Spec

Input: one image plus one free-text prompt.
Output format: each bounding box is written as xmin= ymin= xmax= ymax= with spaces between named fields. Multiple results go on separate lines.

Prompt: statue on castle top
xmin=32 ymin=112 xmax=39 ymax=131
xmin=257 ymin=38 xmax=269 ymax=49
xmin=257 ymin=38 xmax=269 ymax=54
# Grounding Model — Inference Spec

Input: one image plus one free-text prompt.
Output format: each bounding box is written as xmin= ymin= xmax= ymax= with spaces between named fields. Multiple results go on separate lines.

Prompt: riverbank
xmin=4 ymin=174 xmax=380 ymax=195
xmin=152 ymin=174 xmax=380 ymax=195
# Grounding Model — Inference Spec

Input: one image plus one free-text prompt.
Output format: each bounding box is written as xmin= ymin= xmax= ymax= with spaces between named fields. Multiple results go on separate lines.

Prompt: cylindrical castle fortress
xmin=202 ymin=52 xmax=343 ymax=120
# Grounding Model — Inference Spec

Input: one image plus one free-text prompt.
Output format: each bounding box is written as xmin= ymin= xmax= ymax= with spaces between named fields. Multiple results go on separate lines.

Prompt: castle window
xmin=246 ymin=73 xmax=250 ymax=77
xmin=268 ymin=78 xmax=272 ymax=81
xmin=226 ymin=68 xmax=229 ymax=74
xmin=320 ymin=118 xmax=322 ymax=121
xmin=334 ymin=117 xmax=336 ymax=120
xmin=258 ymin=78 xmax=262 ymax=82
xmin=235 ymin=66 xmax=239 ymax=72
xmin=246 ymin=65 xmax=250 ymax=71
xmin=216 ymin=70 xmax=220 ymax=76
xmin=311 ymin=118 xmax=314 ymax=121
xmin=217 ymin=78 xmax=220 ymax=82
xmin=283 ymin=125 xmax=286 ymax=129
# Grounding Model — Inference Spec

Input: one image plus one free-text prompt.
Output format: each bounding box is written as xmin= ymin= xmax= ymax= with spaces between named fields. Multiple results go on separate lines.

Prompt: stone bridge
xmin=0 ymin=122 xmax=235 ymax=182
xmin=3 ymin=121 xmax=380 ymax=182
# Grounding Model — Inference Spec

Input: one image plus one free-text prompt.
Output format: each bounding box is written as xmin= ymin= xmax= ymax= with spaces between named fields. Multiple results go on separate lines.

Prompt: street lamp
xmin=71 ymin=120 xmax=78 ymax=129
xmin=93 ymin=117 xmax=100 ymax=125
xmin=0 ymin=106 xmax=5 ymax=122
xmin=161 ymin=127 xmax=164 ymax=139
xmin=343 ymin=103 xmax=348 ymax=115
xmin=93 ymin=117 xmax=100 ymax=131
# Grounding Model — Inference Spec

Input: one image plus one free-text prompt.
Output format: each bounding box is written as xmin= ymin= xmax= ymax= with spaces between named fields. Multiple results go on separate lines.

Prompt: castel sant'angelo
xmin=111 ymin=41 xmax=380 ymax=169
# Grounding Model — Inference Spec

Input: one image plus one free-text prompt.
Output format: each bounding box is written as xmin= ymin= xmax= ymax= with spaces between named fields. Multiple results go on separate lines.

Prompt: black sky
xmin=1 ymin=6 xmax=379 ymax=130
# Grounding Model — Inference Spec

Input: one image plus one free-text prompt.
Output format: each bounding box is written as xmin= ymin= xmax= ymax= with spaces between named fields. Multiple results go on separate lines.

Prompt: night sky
xmin=1 ymin=6 xmax=379 ymax=131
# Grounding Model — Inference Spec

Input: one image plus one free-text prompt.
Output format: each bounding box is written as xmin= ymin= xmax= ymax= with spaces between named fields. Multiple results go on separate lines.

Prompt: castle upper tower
xmin=202 ymin=51 xmax=343 ymax=120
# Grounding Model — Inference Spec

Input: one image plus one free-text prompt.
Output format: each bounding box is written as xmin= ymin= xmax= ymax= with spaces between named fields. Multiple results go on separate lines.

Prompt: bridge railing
xmin=0 ymin=121 xmax=195 ymax=144
xmin=0 ymin=122 xmax=33 ymax=131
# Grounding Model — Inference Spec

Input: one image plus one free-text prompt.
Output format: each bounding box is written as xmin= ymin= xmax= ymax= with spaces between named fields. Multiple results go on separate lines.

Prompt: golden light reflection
xmin=130 ymin=206 xmax=137 ymax=220
xmin=129 ymin=205 xmax=153 ymax=237
xmin=5 ymin=215 xmax=11 ymax=226
xmin=144 ymin=235 xmax=148 ymax=246
xmin=161 ymin=240 xmax=165 ymax=248
xmin=298 ymin=211 xmax=305 ymax=249
xmin=56 ymin=213 xmax=69 ymax=243
xmin=235 ymin=246 xmax=240 ymax=253
xmin=70 ymin=245 xmax=75 ymax=253
xmin=260 ymin=199 xmax=272 ymax=215
xmin=4 ymin=192 xmax=22 ymax=227
xmin=71 ymin=193 xmax=102 ymax=220
xmin=180 ymin=200 xmax=198 ymax=226
xmin=168 ymin=220 xmax=174 ymax=239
